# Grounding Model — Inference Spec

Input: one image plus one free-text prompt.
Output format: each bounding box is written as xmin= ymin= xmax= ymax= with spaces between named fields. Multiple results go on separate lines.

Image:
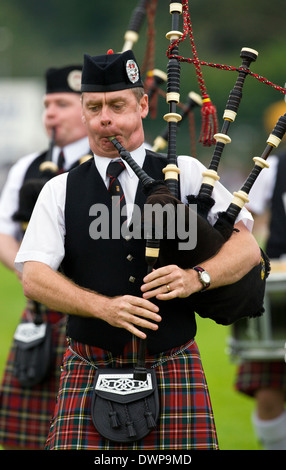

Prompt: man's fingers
xmin=107 ymin=295 xmax=161 ymax=339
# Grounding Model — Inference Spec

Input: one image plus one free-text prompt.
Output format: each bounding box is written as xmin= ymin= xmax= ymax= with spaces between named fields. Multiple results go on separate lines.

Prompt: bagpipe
xmin=105 ymin=0 xmax=286 ymax=359
xmin=112 ymin=1 xmax=286 ymax=327
xmin=107 ymin=1 xmax=286 ymax=359
xmin=121 ymin=0 xmax=149 ymax=52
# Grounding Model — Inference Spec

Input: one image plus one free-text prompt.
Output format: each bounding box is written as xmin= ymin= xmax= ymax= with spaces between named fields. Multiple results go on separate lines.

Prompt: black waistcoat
xmin=62 ymin=150 xmax=197 ymax=354
xmin=24 ymin=150 xmax=83 ymax=181
xmin=266 ymin=153 xmax=286 ymax=258
xmin=24 ymin=151 xmax=49 ymax=180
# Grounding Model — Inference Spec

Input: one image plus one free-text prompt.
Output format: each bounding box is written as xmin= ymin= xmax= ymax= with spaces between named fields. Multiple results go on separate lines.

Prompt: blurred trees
xmin=1 ymin=0 xmax=286 ymax=169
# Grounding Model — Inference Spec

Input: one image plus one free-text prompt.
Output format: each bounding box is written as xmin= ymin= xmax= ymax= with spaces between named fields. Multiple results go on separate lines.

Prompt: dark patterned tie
xmin=57 ymin=150 xmax=65 ymax=172
xmin=107 ymin=160 xmax=127 ymax=226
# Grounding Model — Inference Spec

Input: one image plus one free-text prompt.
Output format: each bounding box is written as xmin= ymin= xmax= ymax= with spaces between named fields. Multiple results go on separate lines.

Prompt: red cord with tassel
xmin=166 ymin=0 xmax=219 ymax=146
xmin=200 ymin=94 xmax=219 ymax=146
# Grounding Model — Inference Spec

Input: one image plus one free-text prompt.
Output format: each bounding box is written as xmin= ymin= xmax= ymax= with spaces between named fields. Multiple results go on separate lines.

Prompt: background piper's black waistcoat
xmin=24 ymin=150 xmax=84 ymax=181
xmin=266 ymin=152 xmax=286 ymax=258
xmin=62 ymin=150 xmax=197 ymax=354
xmin=24 ymin=151 xmax=49 ymax=180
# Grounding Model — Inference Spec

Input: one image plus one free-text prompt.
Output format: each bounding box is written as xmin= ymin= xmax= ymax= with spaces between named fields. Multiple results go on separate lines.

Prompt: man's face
xmin=81 ymin=88 xmax=148 ymax=158
xmin=43 ymin=92 xmax=87 ymax=147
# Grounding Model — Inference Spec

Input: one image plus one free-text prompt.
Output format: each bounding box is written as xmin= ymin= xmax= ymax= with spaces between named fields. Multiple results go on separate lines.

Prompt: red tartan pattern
xmin=0 ymin=306 xmax=67 ymax=449
xmin=235 ymin=361 xmax=286 ymax=398
xmin=45 ymin=338 xmax=218 ymax=450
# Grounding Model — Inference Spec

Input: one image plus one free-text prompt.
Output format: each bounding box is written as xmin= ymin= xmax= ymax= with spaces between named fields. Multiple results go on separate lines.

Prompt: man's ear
xmin=140 ymin=94 xmax=149 ymax=119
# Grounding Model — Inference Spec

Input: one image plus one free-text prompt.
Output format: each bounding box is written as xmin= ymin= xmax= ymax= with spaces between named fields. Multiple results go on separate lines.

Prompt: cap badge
xmin=67 ymin=69 xmax=82 ymax=92
xmin=126 ymin=60 xmax=139 ymax=84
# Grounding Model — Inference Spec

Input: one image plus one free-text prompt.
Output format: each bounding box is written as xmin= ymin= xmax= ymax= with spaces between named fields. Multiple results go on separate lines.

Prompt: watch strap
xmin=193 ymin=266 xmax=204 ymax=274
xmin=192 ymin=266 xmax=210 ymax=291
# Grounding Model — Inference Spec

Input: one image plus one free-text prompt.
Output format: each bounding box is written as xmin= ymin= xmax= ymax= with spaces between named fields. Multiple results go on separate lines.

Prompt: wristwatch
xmin=192 ymin=266 xmax=211 ymax=291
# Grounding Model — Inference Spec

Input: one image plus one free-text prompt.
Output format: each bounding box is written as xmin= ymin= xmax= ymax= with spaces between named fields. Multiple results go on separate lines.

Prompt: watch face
xmin=201 ymin=271 xmax=211 ymax=284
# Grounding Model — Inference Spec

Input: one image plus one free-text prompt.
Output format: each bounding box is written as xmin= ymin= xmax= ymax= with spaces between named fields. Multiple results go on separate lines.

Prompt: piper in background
xmin=0 ymin=65 xmax=90 ymax=450
xmin=234 ymin=99 xmax=286 ymax=450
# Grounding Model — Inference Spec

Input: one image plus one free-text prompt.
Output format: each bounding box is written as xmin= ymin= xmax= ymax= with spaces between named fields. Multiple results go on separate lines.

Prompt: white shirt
xmin=0 ymin=137 xmax=90 ymax=240
xmin=15 ymin=144 xmax=253 ymax=272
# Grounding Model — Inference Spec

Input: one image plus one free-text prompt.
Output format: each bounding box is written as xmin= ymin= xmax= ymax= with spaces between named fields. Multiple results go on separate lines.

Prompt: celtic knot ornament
xmin=95 ymin=373 xmax=153 ymax=395
xmin=14 ymin=322 xmax=47 ymax=344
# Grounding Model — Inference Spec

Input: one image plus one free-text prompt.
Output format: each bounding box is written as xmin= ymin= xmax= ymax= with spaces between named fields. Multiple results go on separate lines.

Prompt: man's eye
xmin=113 ymin=104 xmax=124 ymax=111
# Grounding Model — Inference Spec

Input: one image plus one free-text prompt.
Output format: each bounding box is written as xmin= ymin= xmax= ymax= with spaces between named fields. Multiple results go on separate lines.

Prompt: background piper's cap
xmin=81 ymin=49 xmax=144 ymax=92
xmin=45 ymin=65 xmax=82 ymax=94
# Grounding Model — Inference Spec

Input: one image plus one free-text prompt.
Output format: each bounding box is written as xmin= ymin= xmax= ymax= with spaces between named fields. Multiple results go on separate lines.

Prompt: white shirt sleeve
xmin=178 ymin=155 xmax=254 ymax=231
xmin=15 ymin=173 xmax=67 ymax=272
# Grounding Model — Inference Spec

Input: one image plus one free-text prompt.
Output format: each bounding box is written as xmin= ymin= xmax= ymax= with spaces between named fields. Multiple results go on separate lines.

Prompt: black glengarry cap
xmin=81 ymin=49 xmax=143 ymax=92
xmin=45 ymin=65 xmax=82 ymax=94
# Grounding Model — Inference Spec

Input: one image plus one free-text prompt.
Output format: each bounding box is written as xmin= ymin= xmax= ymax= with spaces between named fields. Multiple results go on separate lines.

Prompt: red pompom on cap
xmin=107 ymin=49 xmax=114 ymax=55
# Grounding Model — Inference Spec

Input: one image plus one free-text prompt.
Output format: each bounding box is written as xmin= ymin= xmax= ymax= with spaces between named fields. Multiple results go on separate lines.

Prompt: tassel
xmin=27 ymin=366 xmax=36 ymax=379
xmin=199 ymin=95 xmax=219 ymax=147
xmin=144 ymin=411 xmax=156 ymax=429
xmin=126 ymin=420 xmax=137 ymax=438
xmin=109 ymin=410 xmax=120 ymax=429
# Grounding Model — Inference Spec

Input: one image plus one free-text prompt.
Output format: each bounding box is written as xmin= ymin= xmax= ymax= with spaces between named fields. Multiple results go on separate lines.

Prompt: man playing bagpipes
xmin=15 ymin=49 xmax=260 ymax=450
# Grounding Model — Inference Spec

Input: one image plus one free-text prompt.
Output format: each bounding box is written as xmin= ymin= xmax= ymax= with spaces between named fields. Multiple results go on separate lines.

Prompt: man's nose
xmin=45 ymin=103 xmax=57 ymax=117
xmin=100 ymin=107 xmax=112 ymax=126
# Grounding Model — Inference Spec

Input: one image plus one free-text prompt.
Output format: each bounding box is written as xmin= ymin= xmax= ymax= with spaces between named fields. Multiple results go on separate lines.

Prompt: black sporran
xmin=13 ymin=319 xmax=53 ymax=388
xmin=91 ymin=368 xmax=159 ymax=443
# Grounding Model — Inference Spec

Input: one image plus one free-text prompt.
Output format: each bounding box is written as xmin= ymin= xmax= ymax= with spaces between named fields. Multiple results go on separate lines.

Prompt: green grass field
xmin=0 ymin=263 xmax=262 ymax=450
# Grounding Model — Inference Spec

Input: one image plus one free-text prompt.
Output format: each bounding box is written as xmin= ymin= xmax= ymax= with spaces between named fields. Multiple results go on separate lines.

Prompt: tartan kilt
xmin=235 ymin=361 xmax=286 ymax=398
xmin=0 ymin=303 xmax=67 ymax=449
xmin=45 ymin=337 xmax=218 ymax=450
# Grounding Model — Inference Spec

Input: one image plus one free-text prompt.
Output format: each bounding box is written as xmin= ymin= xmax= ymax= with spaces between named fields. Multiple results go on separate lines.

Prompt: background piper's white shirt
xmin=15 ymin=144 xmax=253 ymax=272
xmin=246 ymin=155 xmax=278 ymax=214
xmin=0 ymin=137 xmax=90 ymax=240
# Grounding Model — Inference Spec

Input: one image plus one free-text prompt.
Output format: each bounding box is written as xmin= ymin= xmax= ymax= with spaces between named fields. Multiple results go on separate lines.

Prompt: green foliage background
xmin=1 ymin=0 xmax=286 ymax=171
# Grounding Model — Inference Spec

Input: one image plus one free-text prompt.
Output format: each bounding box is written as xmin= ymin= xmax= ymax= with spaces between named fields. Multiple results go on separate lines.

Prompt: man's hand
xmin=101 ymin=294 xmax=161 ymax=339
xmin=22 ymin=261 xmax=161 ymax=340
xmin=141 ymin=265 xmax=200 ymax=300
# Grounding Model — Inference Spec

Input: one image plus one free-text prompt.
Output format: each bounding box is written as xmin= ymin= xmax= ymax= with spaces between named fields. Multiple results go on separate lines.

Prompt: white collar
xmin=52 ymin=136 xmax=90 ymax=168
xmin=94 ymin=144 xmax=146 ymax=183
